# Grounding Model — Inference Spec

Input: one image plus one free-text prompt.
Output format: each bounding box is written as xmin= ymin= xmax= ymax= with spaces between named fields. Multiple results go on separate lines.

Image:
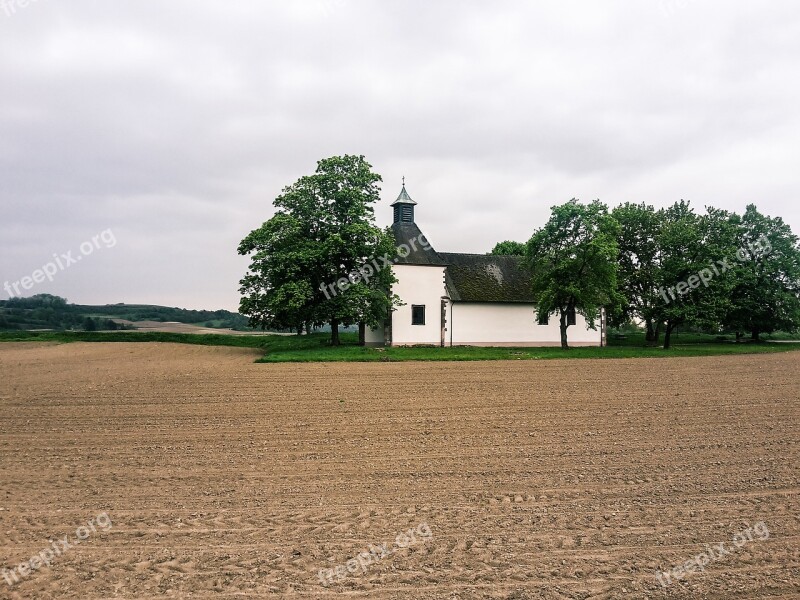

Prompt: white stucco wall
xmin=390 ymin=264 xmax=447 ymax=345
xmin=447 ymin=302 xmax=602 ymax=346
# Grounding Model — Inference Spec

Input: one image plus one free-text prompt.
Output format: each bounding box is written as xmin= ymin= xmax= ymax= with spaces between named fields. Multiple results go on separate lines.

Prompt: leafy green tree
xmin=611 ymin=202 xmax=664 ymax=342
xmin=238 ymin=155 xmax=399 ymax=345
xmin=652 ymin=202 xmax=739 ymax=349
xmin=83 ymin=317 xmax=97 ymax=331
xmin=722 ymin=205 xmax=800 ymax=340
xmin=526 ymin=199 xmax=622 ymax=349
xmin=490 ymin=240 xmax=526 ymax=256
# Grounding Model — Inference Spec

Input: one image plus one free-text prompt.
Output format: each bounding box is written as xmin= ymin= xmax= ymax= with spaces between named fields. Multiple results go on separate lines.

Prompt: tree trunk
xmin=645 ymin=319 xmax=655 ymax=342
xmin=296 ymin=322 xmax=304 ymax=336
xmin=559 ymin=310 xmax=569 ymax=350
xmin=736 ymin=331 xmax=743 ymax=342
xmin=663 ymin=321 xmax=675 ymax=349
xmin=330 ymin=318 xmax=340 ymax=346
xmin=358 ymin=322 xmax=366 ymax=346
xmin=654 ymin=321 xmax=662 ymax=344
xmin=751 ymin=328 xmax=760 ymax=342
xmin=304 ymin=321 xmax=312 ymax=336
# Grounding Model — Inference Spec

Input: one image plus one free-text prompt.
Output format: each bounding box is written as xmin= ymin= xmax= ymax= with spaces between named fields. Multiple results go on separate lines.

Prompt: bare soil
xmin=0 ymin=343 xmax=798 ymax=599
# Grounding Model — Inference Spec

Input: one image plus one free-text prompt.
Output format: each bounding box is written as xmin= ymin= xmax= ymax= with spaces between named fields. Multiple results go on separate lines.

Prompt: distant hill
xmin=0 ymin=294 xmax=255 ymax=332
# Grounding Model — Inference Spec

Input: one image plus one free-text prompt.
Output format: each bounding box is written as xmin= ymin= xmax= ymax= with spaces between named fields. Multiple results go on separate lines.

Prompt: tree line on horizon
xmin=0 ymin=295 xmax=251 ymax=332
xmin=238 ymin=154 xmax=800 ymax=348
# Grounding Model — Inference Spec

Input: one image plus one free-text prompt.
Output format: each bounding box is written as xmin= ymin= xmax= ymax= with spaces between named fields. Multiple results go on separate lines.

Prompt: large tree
xmin=722 ymin=204 xmax=800 ymax=340
xmin=651 ymin=202 xmax=739 ymax=349
xmin=612 ymin=201 xmax=800 ymax=348
xmin=526 ymin=199 xmax=622 ymax=349
xmin=238 ymin=155 xmax=399 ymax=345
xmin=611 ymin=202 xmax=664 ymax=342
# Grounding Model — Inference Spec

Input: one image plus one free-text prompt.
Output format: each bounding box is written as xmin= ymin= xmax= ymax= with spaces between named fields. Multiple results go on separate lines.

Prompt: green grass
xmin=257 ymin=338 xmax=800 ymax=362
xmin=0 ymin=330 xmax=271 ymax=349
xmin=762 ymin=331 xmax=800 ymax=341
xmin=608 ymin=331 xmax=800 ymax=346
xmin=1 ymin=330 xmax=798 ymax=363
xmin=258 ymin=330 xmax=799 ymax=362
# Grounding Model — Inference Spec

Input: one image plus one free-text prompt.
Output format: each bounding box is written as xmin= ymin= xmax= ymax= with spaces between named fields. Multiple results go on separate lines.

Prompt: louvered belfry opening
xmin=393 ymin=203 xmax=414 ymax=223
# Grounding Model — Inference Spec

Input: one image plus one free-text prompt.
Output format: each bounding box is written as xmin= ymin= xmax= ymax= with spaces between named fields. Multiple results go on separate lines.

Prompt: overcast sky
xmin=2 ymin=1 xmax=799 ymax=310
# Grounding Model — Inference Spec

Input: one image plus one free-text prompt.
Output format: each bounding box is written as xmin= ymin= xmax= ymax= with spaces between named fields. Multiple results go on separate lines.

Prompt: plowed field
xmin=1 ymin=342 xmax=798 ymax=599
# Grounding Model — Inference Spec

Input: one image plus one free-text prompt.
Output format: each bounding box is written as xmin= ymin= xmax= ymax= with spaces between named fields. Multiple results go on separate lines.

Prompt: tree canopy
xmin=610 ymin=202 xmax=663 ymax=340
xmin=720 ymin=205 xmax=800 ymax=340
xmin=513 ymin=198 xmax=800 ymax=349
xmin=526 ymin=199 xmax=622 ymax=349
xmin=238 ymin=155 xmax=399 ymax=345
xmin=610 ymin=201 xmax=800 ymax=347
xmin=490 ymin=240 xmax=526 ymax=256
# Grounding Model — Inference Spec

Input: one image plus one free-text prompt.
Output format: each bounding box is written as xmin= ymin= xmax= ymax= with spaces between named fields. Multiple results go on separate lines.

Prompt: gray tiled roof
xmin=391 ymin=222 xmax=446 ymax=266
xmin=440 ymin=253 xmax=534 ymax=303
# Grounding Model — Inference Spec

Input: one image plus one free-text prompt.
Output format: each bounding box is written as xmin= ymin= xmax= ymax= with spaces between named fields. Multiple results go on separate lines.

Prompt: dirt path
xmin=1 ymin=343 xmax=798 ymax=598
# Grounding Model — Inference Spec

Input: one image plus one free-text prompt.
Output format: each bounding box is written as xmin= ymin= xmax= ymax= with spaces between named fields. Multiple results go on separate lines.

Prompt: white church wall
xmin=391 ymin=264 xmax=446 ymax=345
xmin=447 ymin=302 xmax=602 ymax=346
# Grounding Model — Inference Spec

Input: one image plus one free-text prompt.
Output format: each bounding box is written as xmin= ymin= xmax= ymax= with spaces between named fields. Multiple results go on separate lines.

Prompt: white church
xmin=365 ymin=184 xmax=606 ymax=347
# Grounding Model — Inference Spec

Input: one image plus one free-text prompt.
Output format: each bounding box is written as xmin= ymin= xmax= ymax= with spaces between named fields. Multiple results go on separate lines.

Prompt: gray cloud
xmin=2 ymin=0 xmax=799 ymax=309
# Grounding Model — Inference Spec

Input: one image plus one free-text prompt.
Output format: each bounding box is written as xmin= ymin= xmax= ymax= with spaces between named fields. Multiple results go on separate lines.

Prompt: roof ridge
xmin=441 ymin=252 xmax=525 ymax=258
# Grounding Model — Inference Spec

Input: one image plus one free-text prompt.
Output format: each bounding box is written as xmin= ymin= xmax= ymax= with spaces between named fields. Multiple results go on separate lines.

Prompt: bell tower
xmin=391 ymin=177 xmax=417 ymax=224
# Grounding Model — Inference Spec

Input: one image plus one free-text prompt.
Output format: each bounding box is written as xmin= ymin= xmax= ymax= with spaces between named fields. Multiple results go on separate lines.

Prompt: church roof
xmin=440 ymin=253 xmax=534 ymax=303
xmin=391 ymin=184 xmax=417 ymax=206
xmin=391 ymin=222 xmax=447 ymax=266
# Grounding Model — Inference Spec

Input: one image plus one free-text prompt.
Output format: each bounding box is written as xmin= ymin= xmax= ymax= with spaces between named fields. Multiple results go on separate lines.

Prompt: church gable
xmin=390 ymin=182 xmax=447 ymax=266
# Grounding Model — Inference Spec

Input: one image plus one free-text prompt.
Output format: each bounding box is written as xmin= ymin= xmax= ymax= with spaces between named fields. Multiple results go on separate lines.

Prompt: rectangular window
xmin=567 ymin=307 xmax=576 ymax=326
xmin=411 ymin=305 xmax=425 ymax=325
xmin=537 ymin=311 xmax=549 ymax=325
